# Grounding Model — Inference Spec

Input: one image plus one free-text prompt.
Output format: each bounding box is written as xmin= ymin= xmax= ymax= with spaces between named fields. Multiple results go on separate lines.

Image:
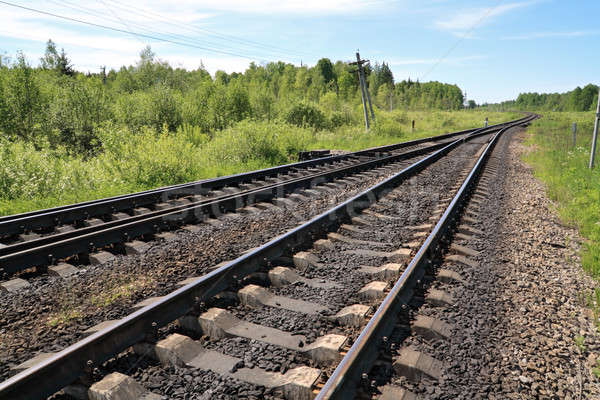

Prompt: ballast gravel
xmin=389 ymin=128 xmax=600 ymax=399
xmin=0 ymin=156 xmax=427 ymax=380
xmin=1 ymin=135 xmax=489 ymax=399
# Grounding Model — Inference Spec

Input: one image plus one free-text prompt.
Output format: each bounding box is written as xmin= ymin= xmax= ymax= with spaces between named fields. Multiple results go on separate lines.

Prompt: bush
xmin=284 ymin=102 xmax=327 ymax=130
xmin=48 ymin=76 xmax=111 ymax=154
xmin=204 ymin=120 xmax=312 ymax=168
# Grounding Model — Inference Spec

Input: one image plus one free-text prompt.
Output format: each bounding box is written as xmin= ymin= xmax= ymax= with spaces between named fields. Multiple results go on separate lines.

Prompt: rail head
xmin=315 ymin=114 xmax=536 ymax=400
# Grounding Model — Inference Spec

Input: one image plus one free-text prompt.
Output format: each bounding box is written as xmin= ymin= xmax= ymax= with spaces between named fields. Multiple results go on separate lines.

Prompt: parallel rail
xmin=0 ymin=115 xmax=533 ymax=400
xmin=0 ymin=139 xmax=452 ymax=276
xmin=0 ymin=120 xmax=517 ymax=238
xmin=316 ymin=113 xmax=537 ymax=399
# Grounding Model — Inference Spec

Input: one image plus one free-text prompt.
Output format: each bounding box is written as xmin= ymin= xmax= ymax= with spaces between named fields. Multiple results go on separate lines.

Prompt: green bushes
xmin=284 ymin=102 xmax=327 ymax=129
xmin=0 ymin=53 xmax=45 ymax=142
xmin=48 ymin=76 xmax=111 ymax=154
xmin=524 ymin=112 xmax=600 ymax=278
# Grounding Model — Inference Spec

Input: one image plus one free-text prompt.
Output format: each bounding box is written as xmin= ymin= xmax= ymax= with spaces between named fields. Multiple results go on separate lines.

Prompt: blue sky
xmin=0 ymin=0 xmax=598 ymax=103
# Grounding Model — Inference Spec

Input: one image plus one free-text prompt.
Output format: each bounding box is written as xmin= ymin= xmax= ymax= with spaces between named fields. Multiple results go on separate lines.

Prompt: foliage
xmin=40 ymin=39 xmax=74 ymax=77
xmin=523 ymin=112 xmax=600 ymax=278
xmin=0 ymin=41 xmax=522 ymax=216
xmin=284 ymin=101 xmax=327 ymax=129
xmin=0 ymin=111 xmax=519 ymax=215
xmin=488 ymin=84 xmax=599 ymax=112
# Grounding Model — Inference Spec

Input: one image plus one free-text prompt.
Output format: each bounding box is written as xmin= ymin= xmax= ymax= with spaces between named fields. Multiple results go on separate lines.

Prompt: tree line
xmin=0 ymin=40 xmax=468 ymax=155
xmin=487 ymin=84 xmax=599 ymax=112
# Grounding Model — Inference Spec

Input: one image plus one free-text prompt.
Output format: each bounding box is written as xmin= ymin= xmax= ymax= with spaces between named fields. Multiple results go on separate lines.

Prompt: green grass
xmin=0 ymin=110 xmax=520 ymax=216
xmin=523 ymin=112 xmax=600 ymax=278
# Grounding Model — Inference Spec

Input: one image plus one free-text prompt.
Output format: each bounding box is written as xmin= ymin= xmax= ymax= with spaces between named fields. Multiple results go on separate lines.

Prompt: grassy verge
xmin=523 ymin=112 xmax=600 ymax=278
xmin=0 ymin=110 xmax=520 ymax=216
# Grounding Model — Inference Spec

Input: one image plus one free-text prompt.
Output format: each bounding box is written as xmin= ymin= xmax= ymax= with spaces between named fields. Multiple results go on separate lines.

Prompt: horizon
xmin=0 ymin=0 xmax=598 ymax=104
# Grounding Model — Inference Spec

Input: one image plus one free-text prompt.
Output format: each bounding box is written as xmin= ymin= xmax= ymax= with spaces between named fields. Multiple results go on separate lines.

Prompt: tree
xmin=316 ymin=58 xmax=335 ymax=84
xmin=40 ymin=39 xmax=59 ymax=70
xmin=2 ymin=53 xmax=44 ymax=140
xmin=468 ymin=100 xmax=477 ymax=109
xmin=40 ymin=39 xmax=74 ymax=76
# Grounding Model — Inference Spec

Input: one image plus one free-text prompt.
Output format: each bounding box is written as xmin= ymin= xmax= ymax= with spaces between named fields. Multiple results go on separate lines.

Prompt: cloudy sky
xmin=0 ymin=0 xmax=598 ymax=103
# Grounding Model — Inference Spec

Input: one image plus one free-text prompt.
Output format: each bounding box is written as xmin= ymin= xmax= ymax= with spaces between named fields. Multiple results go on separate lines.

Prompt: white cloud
xmin=502 ymin=30 xmax=600 ymax=40
xmin=168 ymin=0 xmax=395 ymax=14
xmin=0 ymin=0 xmax=306 ymax=69
xmin=435 ymin=1 xmax=538 ymax=35
xmin=387 ymin=55 xmax=486 ymax=66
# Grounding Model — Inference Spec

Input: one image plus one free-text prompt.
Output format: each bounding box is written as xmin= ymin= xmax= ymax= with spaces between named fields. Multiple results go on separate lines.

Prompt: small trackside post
xmin=589 ymin=88 xmax=600 ymax=169
xmin=572 ymin=122 xmax=577 ymax=147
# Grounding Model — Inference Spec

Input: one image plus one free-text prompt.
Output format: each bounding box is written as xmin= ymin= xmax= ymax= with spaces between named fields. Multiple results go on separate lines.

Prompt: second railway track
xmin=0 ymin=115 xmax=535 ymax=399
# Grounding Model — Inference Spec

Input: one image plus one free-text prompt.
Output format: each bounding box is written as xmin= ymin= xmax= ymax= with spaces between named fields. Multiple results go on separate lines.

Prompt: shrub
xmin=284 ymin=102 xmax=327 ymax=130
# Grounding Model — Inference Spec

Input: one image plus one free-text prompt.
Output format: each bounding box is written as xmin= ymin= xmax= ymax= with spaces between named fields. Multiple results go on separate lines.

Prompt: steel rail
xmin=0 ymin=121 xmax=507 ymax=400
xmin=315 ymin=114 xmax=537 ymax=400
xmin=0 ymin=121 xmax=514 ymax=237
xmin=0 ymin=138 xmax=467 ymax=276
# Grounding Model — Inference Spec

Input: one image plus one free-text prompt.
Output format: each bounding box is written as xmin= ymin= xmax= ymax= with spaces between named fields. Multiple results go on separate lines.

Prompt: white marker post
xmin=590 ymin=88 xmax=600 ymax=169
xmin=572 ymin=122 xmax=577 ymax=147
xmin=484 ymin=117 xmax=488 ymax=128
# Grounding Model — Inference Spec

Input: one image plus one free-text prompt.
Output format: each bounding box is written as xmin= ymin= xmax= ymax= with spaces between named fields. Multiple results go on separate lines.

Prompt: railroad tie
xmin=376 ymin=385 xmax=418 ymax=400
xmin=135 ymin=334 xmax=320 ymax=400
xmin=267 ymin=266 xmax=339 ymax=289
xmin=327 ymin=232 xmax=391 ymax=248
xmin=237 ymin=284 xmax=328 ymax=315
xmin=393 ymin=347 xmax=445 ymax=382
xmin=87 ymin=372 xmax=162 ymax=400
xmin=195 ymin=308 xmax=347 ymax=364
xmin=48 ymin=262 xmax=79 ymax=279
xmin=359 ymin=263 xmax=402 ymax=280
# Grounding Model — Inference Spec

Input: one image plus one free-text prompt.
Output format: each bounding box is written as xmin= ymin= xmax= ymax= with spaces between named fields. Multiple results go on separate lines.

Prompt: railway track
xmin=0 ymin=115 xmax=535 ymax=400
xmin=0 ymin=122 xmax=513 ymax=283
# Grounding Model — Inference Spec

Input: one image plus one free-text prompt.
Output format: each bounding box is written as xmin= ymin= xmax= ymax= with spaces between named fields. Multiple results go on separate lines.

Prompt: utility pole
xmin=350 ymin=51 xmax=376 ymax=129
xmin=101 ymin=66 xmax=106 ymax=85
xmin=351 ymin=52 xmax=370 ymax=130
xmin=590 ymin=87 xmax=600 ymax=169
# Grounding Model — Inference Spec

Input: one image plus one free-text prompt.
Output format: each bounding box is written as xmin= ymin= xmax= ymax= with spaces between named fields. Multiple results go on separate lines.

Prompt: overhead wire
xmin=0 ymin=0 xmax=304 ymax=63
xmin=420 ymin=0 xmax=503 ymax=81
xmin=101 ymin=0 xmax=318 ymax=59
xmin=44 ymin=0 xmax=312 ymax=61
xmin=43 ymin=0 xmax=303 ymax=62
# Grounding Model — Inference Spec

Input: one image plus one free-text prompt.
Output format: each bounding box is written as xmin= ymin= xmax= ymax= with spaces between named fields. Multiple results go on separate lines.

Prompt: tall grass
xmin=523 ymin=112 xmax=600 ymax=278
xmin=0 ymin=110 xmax=520 ymax=216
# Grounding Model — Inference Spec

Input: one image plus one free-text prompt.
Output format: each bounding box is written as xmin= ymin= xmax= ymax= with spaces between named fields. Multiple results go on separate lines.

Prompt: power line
xmin=46 ymin=0 xmax=314 ymax=61
xmin=102 ymin=0 xmax=318 ymax=59
xmin=46 ymin=0 xmax=310 ymax=62
xmin=0 ymin=0 xmax=282 ymax=62
xmin=420 ymin=0 xmax=503 ymax=80
xmin=96 ymin=0 xmax=146 ymax=46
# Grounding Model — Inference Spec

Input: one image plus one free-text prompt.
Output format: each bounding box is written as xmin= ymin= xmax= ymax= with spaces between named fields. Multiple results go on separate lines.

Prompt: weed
xmin=593 ymin=359 xmax=600 ymax=379
xmin=575 ymin=335 xmax=586 ymax=352
xmin=523 ymin=112 xmax=600 ymax=279
xmin=47 ymin=308 xmax=82 ymax=327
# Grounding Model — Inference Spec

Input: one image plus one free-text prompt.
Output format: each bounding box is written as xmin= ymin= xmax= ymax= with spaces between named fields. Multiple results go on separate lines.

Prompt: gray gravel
xmin=0 ymin=157 xmax=421 ymax=381
xmin=387 ymin=128 xmax=600 ymax=399
xmin=1 ymin=135 xmax=493 ymax=399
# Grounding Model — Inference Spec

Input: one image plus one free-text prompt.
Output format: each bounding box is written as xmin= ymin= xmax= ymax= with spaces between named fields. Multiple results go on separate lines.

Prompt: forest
xmin=0 ymin=41 xmax=468 ymax=155
xmin=487 ymin=84 xmax=599 ymax=112
xmin=0 ymin=40 xmax=510 ymax=215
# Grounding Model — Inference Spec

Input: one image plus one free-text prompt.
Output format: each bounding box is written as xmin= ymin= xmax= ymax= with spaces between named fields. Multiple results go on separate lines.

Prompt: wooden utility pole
xmin=350 ymin=51 xmax=375 ymax=130
xmin=101 ymin=66 xmax=106 ymax=85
